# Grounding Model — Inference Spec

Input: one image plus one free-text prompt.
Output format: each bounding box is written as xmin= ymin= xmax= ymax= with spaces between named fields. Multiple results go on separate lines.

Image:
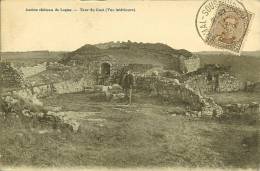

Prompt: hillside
xmin=2 ymin=44 xmax=259 ymax=83
xmin=60 ymin=42 xmax=192 ymax=69
xmin=60 ymin=42 xmax=260 ymax=82
xmin=0 ymin=51 xmax=65 ymax=66
xmin=197 ymin=51 xmax=260 ymax=57
xmin=196 ymin=52 xmax=260 ymax=82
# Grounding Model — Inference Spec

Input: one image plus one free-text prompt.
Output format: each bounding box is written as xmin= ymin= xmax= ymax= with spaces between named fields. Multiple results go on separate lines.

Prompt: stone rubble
xmin=0 ymin=95 xmax=90 ymax=133
xmin=19 ymin=62 xmax=46 ymax=78
xmin=222 ymin=102 xmax=260 ymax=115
xmin=136 ymin=75 xmax=224 ymax=117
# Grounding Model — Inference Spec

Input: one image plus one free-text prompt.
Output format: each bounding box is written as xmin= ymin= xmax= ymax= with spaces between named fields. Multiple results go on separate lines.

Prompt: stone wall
xmin=95 ymin=41 xmax=127 ymax=49
xmin=2 ymin=70 xmax=224 ymax=119
xmin=182 ymin=70 xmax=245 ymax=94
xmin=135 ymin=75 xmax=223 ymax=117
xmin=166 ymin=54 xmax=200 ymax=73
xmin=54 ymin=79 xmax=91 ymax=94
xmin=222 ymin=102 xmax=260 ymax=115
xmin=218 ymin=73 xmax=245 ymax=92
xmin=19 ymin=62 xmax=46 ymax=78
xmin=0 ymin=62 xmax=23 ymax=89
xmin=1 ymin=94 xmax=81 ymax=132
xmin=10 ymin=78 xmax=91 ymax=99
xmin=181 ymin=73 xmax=209 ymax=94
xmin=127 ymin=64 xmax=154 ymax=73
xmin=179 ymin=55 xmax=200 ymax=73
xmin=87 ymin=58 xmax=123 ymax=85
xmin=221 ymin=102 xmax=260 ymax=121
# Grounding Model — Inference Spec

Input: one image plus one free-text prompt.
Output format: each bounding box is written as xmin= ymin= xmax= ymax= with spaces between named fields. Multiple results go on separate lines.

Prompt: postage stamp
xmin=205 ymin=3 xmax=253 ymax=53
xmin=195 ymin=0 xmax=253 ymax=54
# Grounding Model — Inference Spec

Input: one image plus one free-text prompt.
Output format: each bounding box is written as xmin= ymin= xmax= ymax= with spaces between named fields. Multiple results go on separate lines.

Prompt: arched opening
xmin=99 ymin=62 xmax=111 ymax=85
xmin=101 ymin=62 xmax=111 ymax=77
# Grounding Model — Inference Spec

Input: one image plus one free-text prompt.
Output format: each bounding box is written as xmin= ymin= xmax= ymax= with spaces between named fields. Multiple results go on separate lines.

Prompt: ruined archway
xmin=101 ymin=62 xmax=111 ymax=77
xmin=99 ymin=62 xmax=111 ymax=85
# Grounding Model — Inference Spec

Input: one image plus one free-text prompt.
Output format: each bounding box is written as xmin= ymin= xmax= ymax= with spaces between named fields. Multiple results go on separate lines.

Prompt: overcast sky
xmin=1 ymin=0 xmax=260 ymax=52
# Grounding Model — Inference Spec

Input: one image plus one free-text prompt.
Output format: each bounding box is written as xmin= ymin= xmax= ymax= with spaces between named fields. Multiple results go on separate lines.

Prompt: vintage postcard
xmin=0 ymin=0 xmax=260 ymax=171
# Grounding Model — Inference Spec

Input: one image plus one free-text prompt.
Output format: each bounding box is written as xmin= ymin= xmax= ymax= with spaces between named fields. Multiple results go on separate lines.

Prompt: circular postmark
xmin=195 ymin=0 xmax=249 ymax=42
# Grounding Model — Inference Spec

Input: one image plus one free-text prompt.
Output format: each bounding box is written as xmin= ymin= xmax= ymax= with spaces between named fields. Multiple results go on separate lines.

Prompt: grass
xmin=208 ymin=92 xmax=260 ymax=105
xmin=0 ymin=92 xmax=259 ymax=168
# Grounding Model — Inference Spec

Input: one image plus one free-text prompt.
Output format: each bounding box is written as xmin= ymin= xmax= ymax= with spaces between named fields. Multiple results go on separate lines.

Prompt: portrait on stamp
xmin=205 ymin=3 xmax=253 ymax=53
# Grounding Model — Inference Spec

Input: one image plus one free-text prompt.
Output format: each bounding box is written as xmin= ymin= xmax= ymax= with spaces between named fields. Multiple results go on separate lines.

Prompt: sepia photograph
xmin=0 ymin=0 xmax=260 ymax=171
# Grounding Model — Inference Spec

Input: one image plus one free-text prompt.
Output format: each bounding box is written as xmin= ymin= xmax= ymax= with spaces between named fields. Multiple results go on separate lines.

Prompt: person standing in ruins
xmin=121 ymin=70 xmax=134 ymax=105
xmin=150 ymin=71 xmax=159 ymax=96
